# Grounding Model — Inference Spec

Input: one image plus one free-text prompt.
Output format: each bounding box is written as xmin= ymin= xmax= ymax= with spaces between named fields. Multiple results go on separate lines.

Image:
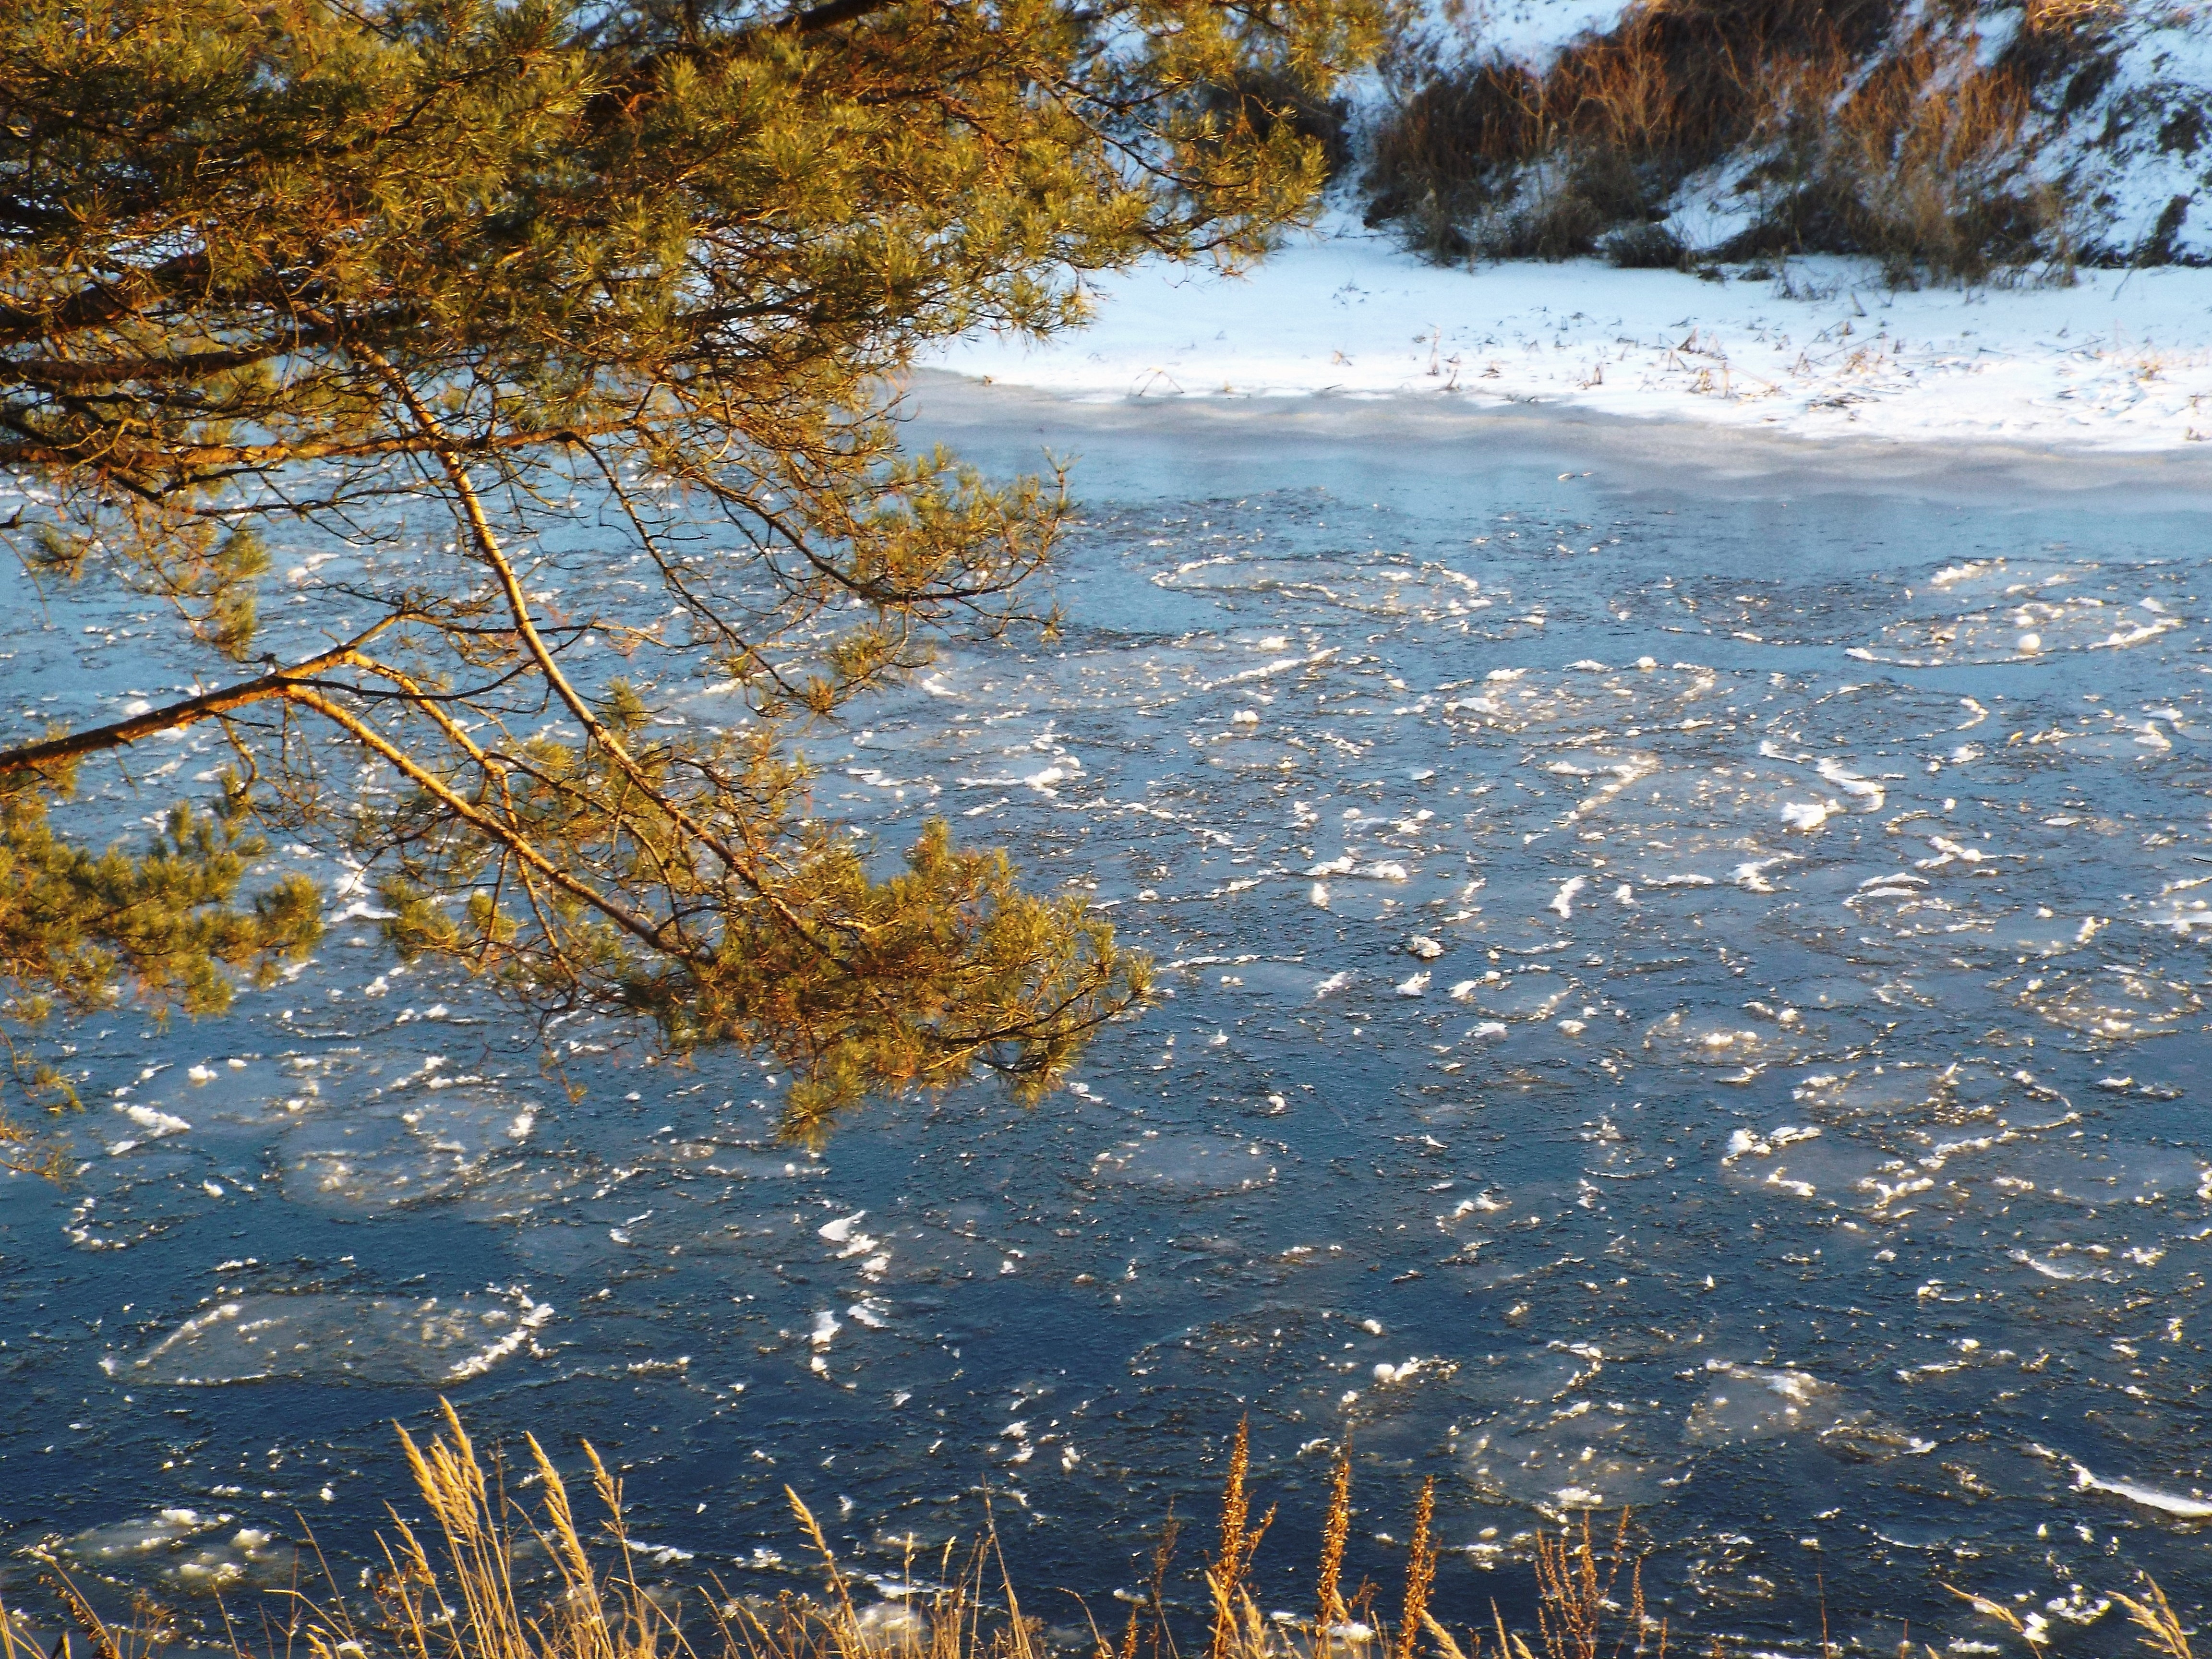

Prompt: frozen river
xmin=3 ymin=383 xmax=2209 ymax=1650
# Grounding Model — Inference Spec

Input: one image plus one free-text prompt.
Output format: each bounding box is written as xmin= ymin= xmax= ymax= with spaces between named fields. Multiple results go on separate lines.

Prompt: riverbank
xmin=926 ymin=225 xmax=2212 ymax=457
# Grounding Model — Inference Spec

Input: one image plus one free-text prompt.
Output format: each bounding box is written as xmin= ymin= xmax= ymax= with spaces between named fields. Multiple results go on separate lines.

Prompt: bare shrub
xmin=1737 ymin=26 xmax=2065 ymax=281
xmin=1364 ymin=0 xmax=2073 ymax=279
xmin=1364 ymin=0 xmax=1899 ymax=259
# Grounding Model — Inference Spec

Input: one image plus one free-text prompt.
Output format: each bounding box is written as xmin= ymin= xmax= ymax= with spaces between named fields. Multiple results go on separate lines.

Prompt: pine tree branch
xmin=0 ymin=416 xmax=633 ymax=480
xmin=0 ymin=620 xmax=404 ymax=777
xmin=789 ymin=0 xmax=902 ymax=33
xmin=345 ymin=337 xmax=846 ymax=959
xmin=280 ymin=684 xmax=704 ymax=965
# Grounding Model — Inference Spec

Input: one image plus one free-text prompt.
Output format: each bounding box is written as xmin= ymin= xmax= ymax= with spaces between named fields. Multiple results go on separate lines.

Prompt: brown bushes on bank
xmin=1365 ymin=0 xmax=1895 ymax=259
xmin=1363 ymin=0 xmax=2072 ymax=280
xmin=1737 ymin=24 xmax=2063 ymax=281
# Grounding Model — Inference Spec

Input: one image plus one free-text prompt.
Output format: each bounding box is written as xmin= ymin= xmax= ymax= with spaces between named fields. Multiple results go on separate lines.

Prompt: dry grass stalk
xmin=16 ymin=1407 xmax=2194 ymax=1659
xmin=1204 ymin=1421 xmax=1275 ymax=1659
xmin=1394 ymin=1483 xmax=1437 ymax=1659
xmin=1419 ymin=1611 xmax=1478 ymax=1659
xmin=1941 ymin=1585 xmax=2049 ymax=1658
xmin=1314 ymin=1452 xmax=1354 ymax=1643
xmin=1530 ymin=1515 xmax=1645 ymax=1659
xmin=42 ymin=1571 xmax=126 ymax=1659
xmin=2114 ymin=1580 xmax=2194 ymax=1659
xmin=2025 ymin=0 xmax=2124 ymax=33
xmin=1151 ymin=1517 xmax=1182 ymax=1659
xmin=4 ymin=1567 xmax=182 ymax=1659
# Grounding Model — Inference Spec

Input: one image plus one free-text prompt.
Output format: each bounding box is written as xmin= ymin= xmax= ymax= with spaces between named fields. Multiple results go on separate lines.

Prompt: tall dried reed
xmin=1204 ymin=1420 xmax=1276 ymax=1659
xmin=0 ymin=1404 xmax=2186 ymax=1659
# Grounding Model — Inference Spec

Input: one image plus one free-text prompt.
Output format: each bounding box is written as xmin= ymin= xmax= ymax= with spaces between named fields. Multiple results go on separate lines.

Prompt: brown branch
xmin=282 ymin=685 xmax=701 ymax=964
xmin=0 ymin=416 xmax=632 ymax=479
xmin=0 ymin=619 xmax=403 ymax=776
xmin=4 ymin=334 xmax=329 ymax=388
xmin=0 ymin=252 xmax=212 ymax=349
xmin=789 ymin=0 xmax=902 ymax=33
xmin=345 ymin=340 xmax=842 ymax=958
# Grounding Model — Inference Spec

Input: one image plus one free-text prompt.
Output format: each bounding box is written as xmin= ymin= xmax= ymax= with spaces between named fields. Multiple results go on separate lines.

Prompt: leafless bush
xmin=1363 ymin=0 xmax=2075 ymax=280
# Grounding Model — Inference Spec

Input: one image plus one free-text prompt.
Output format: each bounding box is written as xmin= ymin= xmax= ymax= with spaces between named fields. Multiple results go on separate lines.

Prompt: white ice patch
xmin=1814 ymin=758 xmax=1885 ymax=811
xmin=126 ymin=1289 xmax=551 ymax=1386
xmin=114 ymin=1104 xmax=191 ymax=1150
xmin=2070 ymin=1462 xmax=2212 ymax=1518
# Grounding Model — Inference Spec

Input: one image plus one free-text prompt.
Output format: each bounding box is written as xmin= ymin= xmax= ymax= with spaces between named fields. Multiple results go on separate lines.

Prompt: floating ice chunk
xmin=2017 ymin=633 xmax=2042 ymax=654
xmin=810 ymin=1310 xmax=842 ymax=1348
xmin=203 ymin=1180 xmax=225 ymax=1199
xmin=187 ymin=1065 xmax=216 ymax=1084
xmin=1814 ymin=759 xmax=1885 ymax=811
xmin=1550 ymin=877 xmax=1587 ymax=918
xmin=1920 ymin=836 xmax=1984 ymax=866
xmin=1362 ymin=862 xmax=1410 ymax=882
xmin=819 ymin=1212 xmax=868 ymax=1244
xmin=2069 ymin=1462 xmax=2212 ymax=1518
xmin=1372 ymin=1356 xmax=1431 ymax=1384
xmin=1723 ymin=1128 xmax=1768 ymax=1163
xmin=1448 ymin=980 xmax=1479 ymax=1000
xmin=1780 ymin=801 xmax=1829 ymax=831
xmin=446 ymin=1297 xmax=553 ymax=1382
xmin=1733 ymin=857 xmax=1793 ymax=892
xmin=1857 ymin=871 xmax=1925 ymax=890
xmin=1406 ymin=935 xmax=1443 ymax=960
xmin=1313 ymin=971 xmax=1352 ymax=999
xmin=1230 ymin=709 xmax=1259 ymax=725
xmin=1613 ymin=884 xmax=1634 ymax=905
xmin=1310 ymin=882 xmax=1330 ymax=908
xmin=1305 ymin=854 xmax=1356 ymax=877
xmin=120 ymin=1104 xmax=190 ymax=1138
xmin=1397 ymin=972 xmax=1431 ymax=997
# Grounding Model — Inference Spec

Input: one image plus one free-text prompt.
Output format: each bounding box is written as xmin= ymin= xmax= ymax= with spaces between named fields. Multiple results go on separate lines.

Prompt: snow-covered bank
xmin=927 ymin=228 xmax=2212 ymax=455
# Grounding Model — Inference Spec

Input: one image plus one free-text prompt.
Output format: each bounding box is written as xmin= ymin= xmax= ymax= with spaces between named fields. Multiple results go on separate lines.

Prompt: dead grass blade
xmin=2113 ymin=1581 xmax=2194 ymax=1659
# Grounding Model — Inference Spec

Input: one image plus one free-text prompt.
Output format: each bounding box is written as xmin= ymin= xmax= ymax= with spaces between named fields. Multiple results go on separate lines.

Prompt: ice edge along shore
xmin=928 ymin=225 xmax=2212 ymax=460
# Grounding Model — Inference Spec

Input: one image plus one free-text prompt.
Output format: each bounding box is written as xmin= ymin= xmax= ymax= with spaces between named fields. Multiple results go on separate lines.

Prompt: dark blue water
xmin=3 ymin=385 xmax=2208 ymax=1652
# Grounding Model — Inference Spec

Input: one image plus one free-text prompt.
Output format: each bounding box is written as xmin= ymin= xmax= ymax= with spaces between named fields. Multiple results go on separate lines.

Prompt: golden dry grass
xmin=2023 ymin=0 xmax=2127 ymax=34
xmin=0 ymin=1403 xmax=2191 ymax=1659
xmin=1364 ymin=0 xmax=2071 ymax=276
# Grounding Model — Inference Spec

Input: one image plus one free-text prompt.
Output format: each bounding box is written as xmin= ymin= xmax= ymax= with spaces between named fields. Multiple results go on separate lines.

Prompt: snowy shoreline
xmin=926 ymin=225 xmax=2212 ymax=463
